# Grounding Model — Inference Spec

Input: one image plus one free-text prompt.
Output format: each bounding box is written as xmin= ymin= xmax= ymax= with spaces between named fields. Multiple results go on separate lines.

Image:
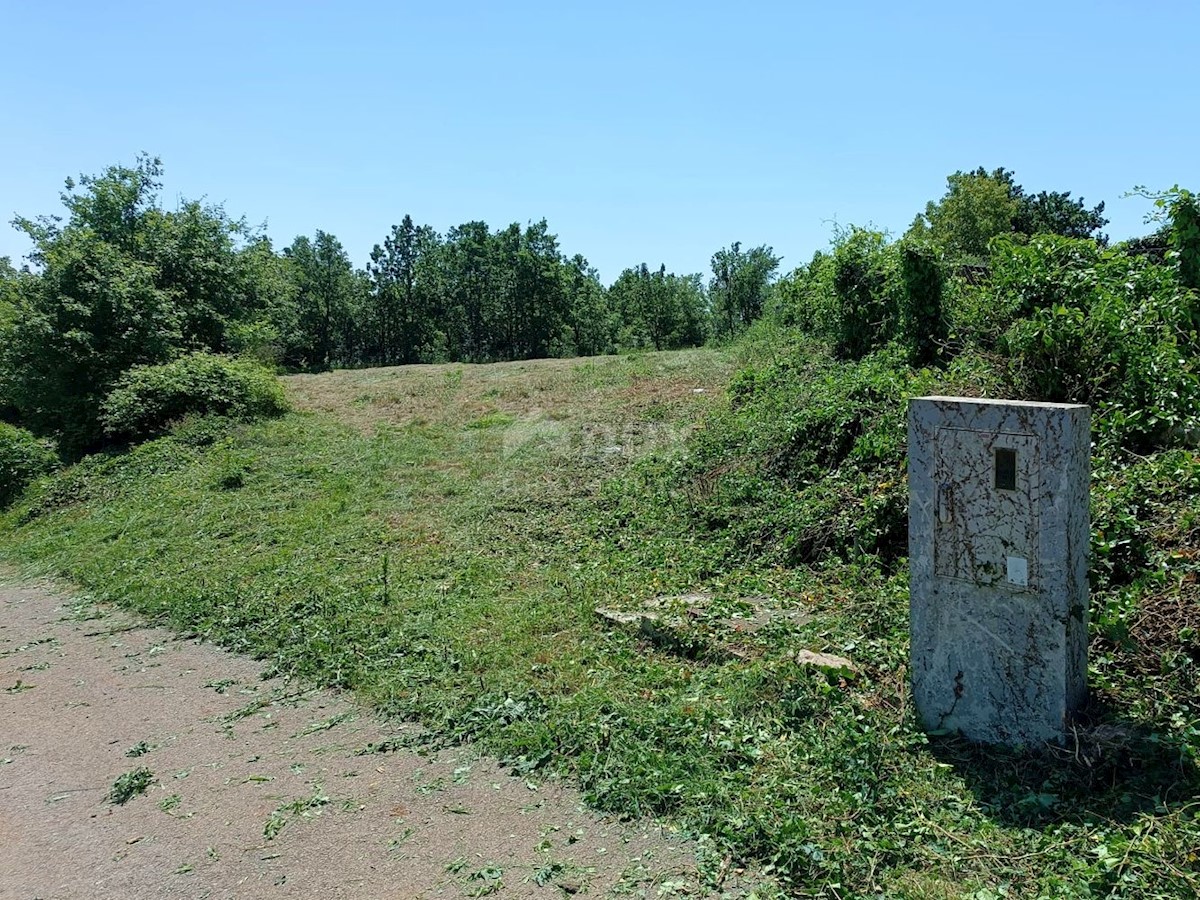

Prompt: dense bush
xmin=768 ymin=250 xmax=838 ymax=338
xmin=777 ymin=230 xmax=950 ymax=366
xmin=0 ymin=422 xmax=60 ymax=506
xmin=671 ymin=344 xmax=1007 ymax=567
xmin=898 ymin=241 xmax=946 ymax=364
xmin=832 ymin=229 xmax=899 ymax=360
xmin=991 ymin=235 xmax=1200 ymax=449
xmin=1 ymin=157 xmax=277 ymax=454
xmin=772 ymin=221 xmax=1200 ymax=454
xmin=100 ymin=353 xmax=289 ymax=442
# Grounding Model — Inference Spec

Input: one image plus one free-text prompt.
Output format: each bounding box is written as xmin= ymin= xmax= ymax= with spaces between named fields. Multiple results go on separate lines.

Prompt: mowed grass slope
xmin=4 ymin=346 xmax=1199 ymax=898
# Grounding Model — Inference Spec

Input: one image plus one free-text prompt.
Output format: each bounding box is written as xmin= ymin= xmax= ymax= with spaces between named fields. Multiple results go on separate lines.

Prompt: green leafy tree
xmin=229 ymin=236 xmax=298 ymax=367
xmin=563 ymin=254 xmax=614 ymax=357
xmin=672 ymin=272 xmax=710 ymax=348
xmin=908 ymin=169 xmax=1021 ymax=260
xmin=1168 ymin=188 xmax=1200 ymax=291
xmin=283 ymin=231 xmax=356 ymax=371
xmin=2 ymin=229 xmax=180 ymax=450
xmin=1015 ymin=189 xmax=1109 ymax=243
xmin=1125 ymin=185 xmax=1200 ymax=290
xmin=0 ymin=256 xmax=25 ymax=333
xmin=2 ymin=156 xmax=290 ymax=449
xmin=909 ymin=167 xmax=1108 ymax=260
xmin=440 ymin=221 xmax=495 ymax=361
xmin=364 ymin=215 xmax=445 ymax=365
xmin=515 ymin=219 xmax=570 ymax=358
xmin=609 ymin=264 xmax=709 ymax=350
xmin=610 ymin=264 xmax=671 ymax=350
xmin=709 ymin=242 xmax=781 ymax=337
xmin=4 ymin=157 xmax=181 ymax=449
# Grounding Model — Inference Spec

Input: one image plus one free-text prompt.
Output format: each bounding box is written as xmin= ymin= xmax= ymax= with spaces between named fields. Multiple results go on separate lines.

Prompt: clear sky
xmin=2 ymin=1 xmax=1196 ymax=283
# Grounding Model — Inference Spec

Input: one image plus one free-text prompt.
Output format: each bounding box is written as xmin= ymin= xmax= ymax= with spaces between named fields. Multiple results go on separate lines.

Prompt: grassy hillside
xmin=3 ymin=342 xmax=1199 ymax=898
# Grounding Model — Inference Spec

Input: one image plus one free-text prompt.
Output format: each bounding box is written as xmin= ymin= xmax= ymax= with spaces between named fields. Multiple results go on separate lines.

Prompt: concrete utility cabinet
xmin=908 ymin=397 xmax=1090 ymax=746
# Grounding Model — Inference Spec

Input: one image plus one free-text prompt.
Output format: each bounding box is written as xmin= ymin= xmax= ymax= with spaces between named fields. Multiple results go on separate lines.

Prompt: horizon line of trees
xmin=273 ymin=218 xmax=777 ymax=372
xmin=0 ymin=156 xmax=782 ymax=378
xmin=0 ymin=153 xmax=1183 ymax=457
xmin=0 ymin=155 xmax=779 ymax=451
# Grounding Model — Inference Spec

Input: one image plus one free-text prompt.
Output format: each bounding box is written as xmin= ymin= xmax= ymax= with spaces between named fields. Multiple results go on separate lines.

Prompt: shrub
xmin=1167 ymin=187 xmax=1200 ymax=292
xmin=100 ymin=353 xmax=289 ymax=443
xmin=775 ymin=233 xmax=951 ymax=366
xmin=677 ymin=344 xmax=982 ymax=566
xmin=0 ymin=422 xmax=60 ymax=506
xmin=832 ymin=229 xmax=900 ymax=360
xmin=898 ymin=241 xmax=947 ymax=364
xmin=770 ymin=250 xmax=839 ymax=339
xmin=991 ymin=235 xmax=1200 ymax=450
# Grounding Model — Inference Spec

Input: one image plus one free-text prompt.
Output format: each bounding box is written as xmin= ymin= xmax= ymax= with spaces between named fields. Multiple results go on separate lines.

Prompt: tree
xmin=144 ymin=198 xmax=256 ymax=351
xmin=441 ymin=221 xmax=495 ymax=361
xmin=608 ymin=264 xmax=709 ymax=350
xmin=229 ymin=236 xmax=300 ymax=367
xmin=515 ymin=219 xmax=570 ymax=358
xmin=1168 ymin=188 xmax=1200 ymax=292
xmin=2 ymin=228 xmax=180 ymax=450
xmin=709 ymin=242 xmax=781 ymax=337
xmin=907 ymin=169 xmax=1021 ymax=260
xmin=908 ymin=167 xmax=1108 ymax=260
xmin=283 ymin=231 xmax=355 ymax=371
xmin=0 ymin=256 xmax=25 ymax=331
xmin=1 ymin=156 xmax=295 ymax=450
xmin=563 ymin=254 xmax=613 ymax=357
xmin=831 ymin=229 xmax=897 ymax=360
xmin=4 ymin=158 xmax=179 ymax=448
xmin=1015 ymin=189 xmax=1109 ymax=243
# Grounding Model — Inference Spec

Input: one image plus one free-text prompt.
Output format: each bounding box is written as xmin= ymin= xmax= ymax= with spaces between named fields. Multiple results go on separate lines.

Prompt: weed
xmin=387 ymin=828 xmax=416 ymax=852
xmin=531 ymin=860 xmax=567 ymax=886
xmin=297 ymin=711 xmax=355 ymax=736
xmin=465 ymin=865 xmax=503 ymax=896
xmin=108 ymin=767 xmax=154 ymax=805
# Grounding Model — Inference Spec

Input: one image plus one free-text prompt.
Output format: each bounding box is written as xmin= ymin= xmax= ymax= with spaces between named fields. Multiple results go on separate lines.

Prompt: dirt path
xmin=0 ymin=578 xmax=731 ymax=899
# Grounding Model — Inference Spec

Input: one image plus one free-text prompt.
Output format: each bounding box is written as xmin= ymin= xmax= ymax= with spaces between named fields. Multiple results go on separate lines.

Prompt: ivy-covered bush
xmin=100 ymin=353 xmax=290 ymax=443
xmin=991 ymin=235 xmax=1200 ymax=450
xmin=775 ymin=230 xmax=951 ymax=366
xmin=0 ymin=422 xmax=60 ymax=506
xmin=898 ymin=241 xmax=946 ymax=364
xmin=832 ymin=229 xmax=900 ymax=360
xmin=675 ymin=346 xmax=1007 ymax=567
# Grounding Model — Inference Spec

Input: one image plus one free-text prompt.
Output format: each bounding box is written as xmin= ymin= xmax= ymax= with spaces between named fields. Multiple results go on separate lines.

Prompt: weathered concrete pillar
xmin=908 ymin=397 xmax=1090 ymax=746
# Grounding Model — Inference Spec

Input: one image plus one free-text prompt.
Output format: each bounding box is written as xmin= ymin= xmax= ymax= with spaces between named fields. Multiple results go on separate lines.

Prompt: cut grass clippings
xmin=108 ymin=767 xmax=155 ymax=805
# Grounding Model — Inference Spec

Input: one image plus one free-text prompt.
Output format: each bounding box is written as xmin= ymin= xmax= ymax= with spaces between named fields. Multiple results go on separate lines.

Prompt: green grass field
xmin=3 ymin=346 xmax=1198 ymax=898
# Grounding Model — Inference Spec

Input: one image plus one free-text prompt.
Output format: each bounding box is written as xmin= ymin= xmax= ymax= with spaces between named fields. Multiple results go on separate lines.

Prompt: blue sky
xmin=2 ymin=1 xmax=1196 ymax=282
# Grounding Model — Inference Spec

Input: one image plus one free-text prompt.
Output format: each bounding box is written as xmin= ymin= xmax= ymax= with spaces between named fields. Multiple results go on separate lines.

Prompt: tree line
xmin=0 ymin=156 xmax=779 ymax=449
xmin=1 ymin=154 xmax=1173 ymax=457
xmin=0 ymin=155 xmax=779 ymax=372
xmin=277 ymin=217 xmax=781 ymax=371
